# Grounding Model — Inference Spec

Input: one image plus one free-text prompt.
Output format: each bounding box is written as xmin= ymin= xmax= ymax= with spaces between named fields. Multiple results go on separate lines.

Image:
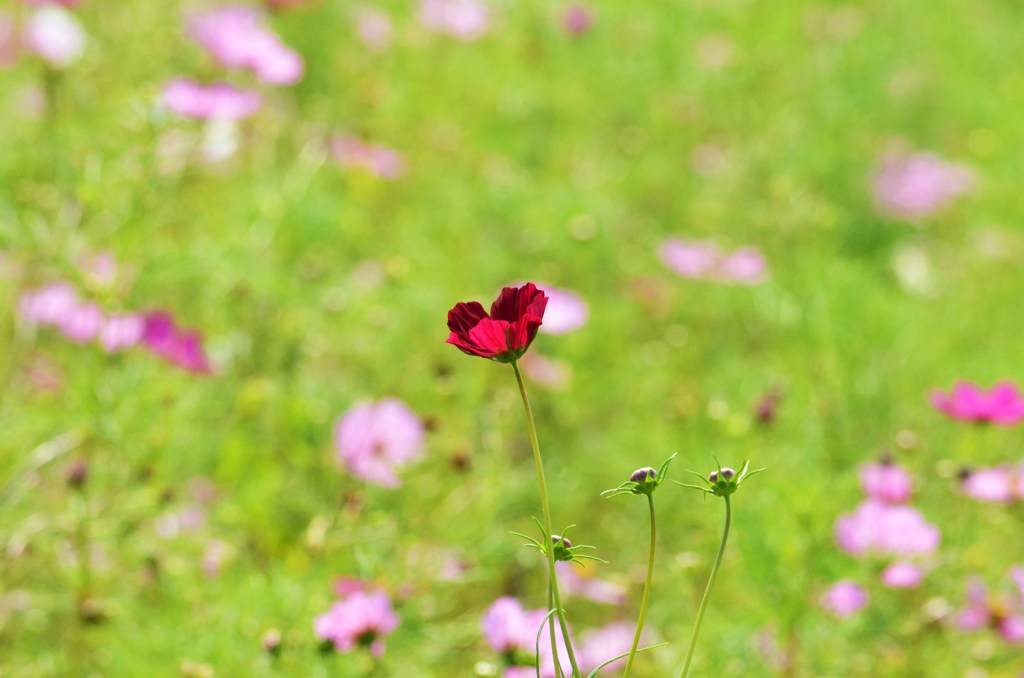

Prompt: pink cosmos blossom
xmin=821 ymin=580 xmax=868 ymax=617
xmin=23 ymin=6 xmax=85 ymax=67
xmin=880 ymin=562 xmax=923 ymax=589
xmin=57 ymin=301 xmax=102 ymax=343
xmin=333 ymin=398 xmax=424 ymax=487
xmin=189 ymin=6 xmax=303 ymax=85
xmin=834 ymin=499 xmax=940 ymax=558
xmin=717 ymin=247 xmax=768 ymax=284
xmin=562 ymin=4 xmax=593 ymax=35
xmin=872 ymin=152 xmax=972 ymax=219
xmin=420 ymin=0 xmax=489 ymax=40
xmin=930 ymin=381 xmax=1024 ymax=426
xmin=961 ymin=466 xmax=1018 ymax=503
xmin=98 ymin=313 xmax=145 ymax=353
xmin=162 ymin=79 xmax=263 ymax=120
xmin=578 ymin=621 xmax=635 ymax=672
xmin=334 ymin=577 xmax=365 ymax=597
xmin=659 ymin=238 xmax=769 ymax=284
xmin=18 ymin=282 xmax=80 ymax=326
xmin=957 ymin=570 xmax=1024 ymax=644
xmin=859 ymin=461 xmax=912 ymax=504
xmin=0 ymin=14 xmax=18 ymax=68
xmin=355 ymin=6 xmax=392 ymax=50
xmin=481 ymin=597 xmax=547 ymax=655
xmin=537 ymin=286 xmax=588 ymax=335
xmin=331 ymin=136 xmax=405 ymax=179
xmin=315 ymin=589 xmax=399 ymax=656
xmin=141 ymin=311 xmax=211 ymax=374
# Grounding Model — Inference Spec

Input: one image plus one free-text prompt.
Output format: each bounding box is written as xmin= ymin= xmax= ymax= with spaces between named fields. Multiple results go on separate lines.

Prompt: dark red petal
xmin=446 ymin=331 xmax=491 ymax=358
xmin=509 ymin=314 xmax=543 ymax=352
xmin=466 ymin=318 xmax=513 ymax=357
xmin=447 ymin=301 xmax=489 ymax=337
xmin=490 ymin=282 xmax=547 ymax=322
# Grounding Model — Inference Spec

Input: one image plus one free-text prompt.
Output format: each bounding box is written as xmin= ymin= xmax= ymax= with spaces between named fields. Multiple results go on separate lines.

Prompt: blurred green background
xmin=2 ymin=0 xmax=1024 ymax=675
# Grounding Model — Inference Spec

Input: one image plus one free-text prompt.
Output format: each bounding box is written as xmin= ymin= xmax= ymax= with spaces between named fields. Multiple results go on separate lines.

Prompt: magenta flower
xmin=420 ymin=0 xmax=489 ymax=40
xmin=872 ymin=152 xmax=972 ymax=219
xmin=931 ymin=381 xmax=1024 ymax=426
xmin=142 ymin=311 xmax=212 ymax=374
xmin=821 ymin=580 xmax=868 ymax=617
xmin=561 ymin=4 xmax=593 ymax=35
xmin=859 ymin=461 xmax=912 ymax=504
xmin=162 ymin=79 xmax=263 ymax=120
xmin=315 ymin=589 xmax=399 ymax=656
xmin=330 ymin=136 xmax=405 ymax=179
xmin=24 ymin=6 xmax=85 ymax=68
xmin=333 ymin=398 xmax=424 ymax=487
xmin=961 ymin=466 xmax=1019 ymax=503
xmin=189 ymin=6 xmax=303 ymax=85
xmin=957 ymin=569 xmax=1024 ymax=644
xmin=880 ymin=562 xmax=924 ymax=589
xmin=834 ymin=499 xmax=940 ymax=558
xmin=659 ymin=238 xmax=768 ymax=284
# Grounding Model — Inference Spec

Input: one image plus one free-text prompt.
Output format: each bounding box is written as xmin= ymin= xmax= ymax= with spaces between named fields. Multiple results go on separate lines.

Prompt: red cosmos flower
xmin=446 ymin=283 xmax=548 ymax=363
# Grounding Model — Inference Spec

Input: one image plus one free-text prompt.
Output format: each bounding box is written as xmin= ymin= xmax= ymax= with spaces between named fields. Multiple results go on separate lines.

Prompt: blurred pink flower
xmin=420 ymin=0 xmax=489 ymax=40
xmin=880 ymin=562 xmax=923 ymax=589
xmin=659 ymin=238 xmax=768 ymax=284
xmin=355 ymin=6 xmax=392 ymax=50
xmin=961 ymin=466 xmax=1018 ymax=503
xmin=18 ymin=282 xmax=80 ymax=326
xmin=481 ymin=597 xmax=547 ymax=655
xmin=578 ymin=621 xmax=635 ymax=672
xmin=834 ymin=499 xmax=940 ymax=558
xmin=562 ymin=4 xmax=593 ymax=35
xmin=57 ymin=301 xmax=102 ymax=343
xmin=315 ymin=589 xmax=399 ymax=656
xmin=331 ymin=136 xmax=405 ymax=179
xmin=163 ymin=79 xmax=263 ymax=120
xmin=717 ymin=247 xmax=768 ymax=284
xmin=957 ymin=570 xmax=1024 ymax=644
xmin=821 ymin=580 xmax=868 ymax=617
xmin=201 ymin=539 xmax=231 ymax=578
xmin=0 ymin=14 xmax=19 ymax=68
xmin=24 ymin=6 xmax=85 ymax=67
xmin=931 ymin=381 xmax=1024 ymax=426
xmin=520 ymin=353 xmax=573 ymax=390
xmin=189 ymin=5 xmax=303 ymax=85
xmin=537 ymin=286 xmax=588 ymax=335
xmin=333 ymin=577 xmax=365 ymax=597
xmin=872 ymin=152 xmax=972 ymax=219
xmin=142 ymin=311 xmax=212 ymax=374
xmin=98 ymin=313 xmax=144 ymax=353
xmin=859 ymin=461 xmax=912 ymax=504
xmin=556 ymin=561 xmax=627 ymax=605
xmin=333 ymin=398 xmax=424 ymax=487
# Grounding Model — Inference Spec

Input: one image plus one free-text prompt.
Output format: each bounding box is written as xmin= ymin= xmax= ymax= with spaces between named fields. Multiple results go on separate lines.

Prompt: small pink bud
xmin=630 ymin=467 xmax=657 ymax=483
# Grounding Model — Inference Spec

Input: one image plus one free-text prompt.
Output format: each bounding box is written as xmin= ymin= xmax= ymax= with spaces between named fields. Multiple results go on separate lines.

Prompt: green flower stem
xmin=622 ymin=493 xmax=656 ymax=678
xmin=680 ymin=495 xmax=731 ymax=678
xmin=549 ymin=584 xmax=564 ymax=678
xmin=512 ymin=361 xmax=581 ymax=678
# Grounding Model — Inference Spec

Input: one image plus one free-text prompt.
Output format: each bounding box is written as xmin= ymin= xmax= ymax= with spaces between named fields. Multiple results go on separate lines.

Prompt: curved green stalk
xmin=512 ymin=361 xmax=581 ymax=678
xmin=679 ymin=495 xmax=731 ymax=678
xmin=622 ymin=493 xmax=656 ymax=677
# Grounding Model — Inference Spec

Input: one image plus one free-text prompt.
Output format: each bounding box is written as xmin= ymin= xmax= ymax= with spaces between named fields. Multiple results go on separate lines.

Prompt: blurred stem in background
xmin=679 ymin=496 xmax=731 ymax=678
xmin=622 ymin=493 xmax=656 ymax=678
xmin=511 ymin=361 xmax=581 ymax=678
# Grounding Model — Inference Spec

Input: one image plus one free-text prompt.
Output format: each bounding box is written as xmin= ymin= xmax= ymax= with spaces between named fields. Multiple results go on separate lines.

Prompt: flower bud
xmin=551 ymin=534 xmax=572 ymax=549
xmin=708 ymin=468 xmax=735 ymax=483
xmin=261 ymin=628 xmax=282 ymax=655
xmin=630 ymin=467 xmax=657 ymax=483
xmin=66 ymin=459 xmax=88 ymax=489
